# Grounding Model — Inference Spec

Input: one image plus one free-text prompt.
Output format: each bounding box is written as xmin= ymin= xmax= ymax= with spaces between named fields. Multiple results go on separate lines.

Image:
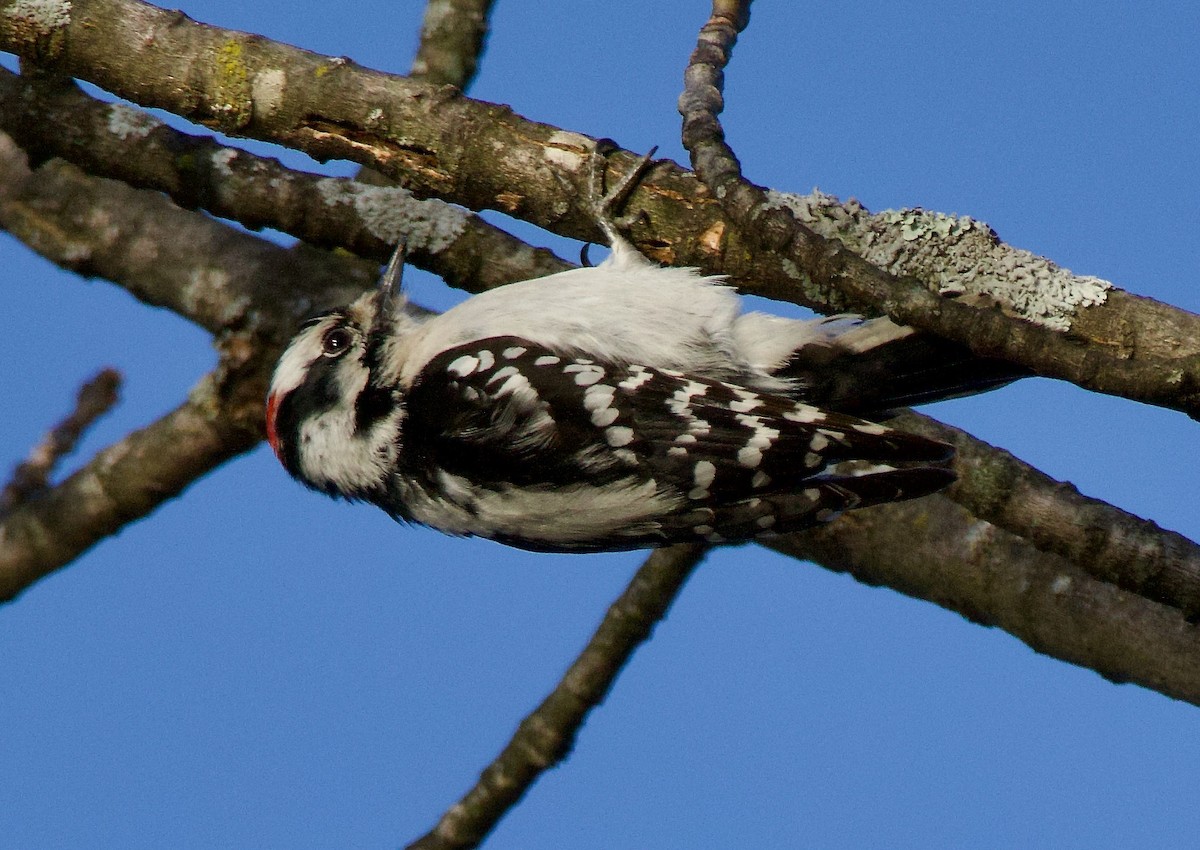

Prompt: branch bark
xmin=0 ymin=69 xmax=571 ymax=295
xmin=892 ymin=411 xmax=1200 ymax=617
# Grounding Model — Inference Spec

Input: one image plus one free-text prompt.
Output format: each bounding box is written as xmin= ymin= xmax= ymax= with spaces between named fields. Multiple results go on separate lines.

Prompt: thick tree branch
xmin=0 ymin=69 xmax=571 ymax=294
xmin=408 ymin=544 xmax=707 ymax=850
xmin=0 ymin=131 xmax=372 ymax=337
xmin=776 ymin=495 xmax=1200 ymax=707
xmin=410 ymin=0 xmax=495 ymax=89
xmin=3 ymin=0 xmax=1196 ymax=420
xmin=1 ymin=368 xmax=121 ymax=514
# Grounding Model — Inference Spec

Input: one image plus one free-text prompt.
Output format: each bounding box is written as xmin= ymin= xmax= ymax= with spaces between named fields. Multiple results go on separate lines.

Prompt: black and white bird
xmin=266 ymin=153 xmax=1013 ymax=552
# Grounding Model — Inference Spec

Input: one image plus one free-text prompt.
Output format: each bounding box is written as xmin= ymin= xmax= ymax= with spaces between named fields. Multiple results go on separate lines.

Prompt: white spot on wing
xmin=573 ymin=369 xmax=605 ymax=386
xmin=619 ymin=367 xmax=654 ymax=391
xmin=448 ymin=354 xmax=479 ymax=377
xmin=693 ymin=460 xmax=716 ymax=488
xmin=606 ymin=426 xmax=634 ymax=447
xmin=534 ymin=355 xmax=560 ymax=366
xmin=496 ymin=373 xmax=534 ymax=398
xmin=737 ymin=446 xmax=762 ymax=468
xmin=591 ymin=408 xmax=619 ymax=427
xmin=503 ymin=346 xmax=528 ymax=359
xmin=487 ymin=365 xmax=520 ymax=384
xmin=784 ymin=405 xmax=825 ymax=424
xmin=584 ymin=383 xmax=614 ymax=404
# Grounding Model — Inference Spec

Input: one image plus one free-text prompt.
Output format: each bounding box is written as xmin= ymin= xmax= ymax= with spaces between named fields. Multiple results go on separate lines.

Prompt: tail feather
xmin=777 ymin=317 xmax=1027 ymax=416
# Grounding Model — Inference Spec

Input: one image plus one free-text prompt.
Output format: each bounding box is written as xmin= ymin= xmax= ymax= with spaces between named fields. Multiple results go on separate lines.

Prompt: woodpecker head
xmin=266 ymin=249 xmax=416 ymax=500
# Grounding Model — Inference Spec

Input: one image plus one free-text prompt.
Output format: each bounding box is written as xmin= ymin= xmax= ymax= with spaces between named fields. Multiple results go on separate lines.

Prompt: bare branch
xmin=411 ymin=0 xmax=496 ymax=89
xmin=0 ymin=69 xmax=571 ymax=295
xmin=1 ymin=368 xmax=121 ymax=514
xmin=0 ymin=130 xmax=372 ymax=337
xmin=773 ymin=495 xmax=1200 ymax=707
xmin=408 ymin=544 xmax=707 ymax=850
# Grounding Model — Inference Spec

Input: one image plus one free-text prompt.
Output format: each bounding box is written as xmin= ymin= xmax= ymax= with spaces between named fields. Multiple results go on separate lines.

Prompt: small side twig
xmin=407 ymin=543 xmax=708 ymax=850
xmin=411 ymin=0 xmax=497 ymax=89
xmin=1 ymin=367 xmax=121 ymax=514
xmin=0 ymin=356 xmax=269 ymax=603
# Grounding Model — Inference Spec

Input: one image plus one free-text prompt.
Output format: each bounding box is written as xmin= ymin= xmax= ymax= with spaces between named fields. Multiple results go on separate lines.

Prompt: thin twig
xmin=407 ymin=544 xmax=708 ymax=850
xmin=0 ymin=358 xmax=267 ymax=603
xmin=1 ymin=368 xmax=121 ymax=514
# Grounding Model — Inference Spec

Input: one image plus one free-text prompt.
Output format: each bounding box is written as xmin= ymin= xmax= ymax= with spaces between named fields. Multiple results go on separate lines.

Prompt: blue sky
xmin=4 ymin=2 xmax=1200 ymax=847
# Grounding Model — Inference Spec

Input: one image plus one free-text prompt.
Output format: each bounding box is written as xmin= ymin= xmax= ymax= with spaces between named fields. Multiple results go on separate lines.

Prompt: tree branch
xmin=0 ymin=69 xmax=571 ymax=295
xmin=407 ymin=544 xmax=707 ymax=850
xmin=892 ymin=411 xmax=1200 ymax=617
xmin=0 ymin=130 xmax=372 ymax=337
xmin=0 ymin=129 xmax=371 ymax=600
xmin=4 ymin=0 xmax=1197 ymax=420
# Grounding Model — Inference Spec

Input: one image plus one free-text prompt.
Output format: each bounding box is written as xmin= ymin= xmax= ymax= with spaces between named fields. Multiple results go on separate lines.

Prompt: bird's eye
xmin=322 ymin=327 xmax=353 ymax=357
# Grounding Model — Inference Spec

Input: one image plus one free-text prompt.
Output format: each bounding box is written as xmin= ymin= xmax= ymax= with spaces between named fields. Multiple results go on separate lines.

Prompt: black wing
xmin=399 ymin=337 xmax=954 ymax=550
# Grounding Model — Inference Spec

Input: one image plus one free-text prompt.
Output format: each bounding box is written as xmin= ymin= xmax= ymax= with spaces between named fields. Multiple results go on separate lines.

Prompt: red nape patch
xmin=265 ymin=393 xmax=283 ymax=460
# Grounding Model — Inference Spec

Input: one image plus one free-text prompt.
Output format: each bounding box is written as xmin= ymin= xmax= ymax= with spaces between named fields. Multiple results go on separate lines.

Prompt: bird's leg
xmin=589 ymin=144 xmax=659 ymax=254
